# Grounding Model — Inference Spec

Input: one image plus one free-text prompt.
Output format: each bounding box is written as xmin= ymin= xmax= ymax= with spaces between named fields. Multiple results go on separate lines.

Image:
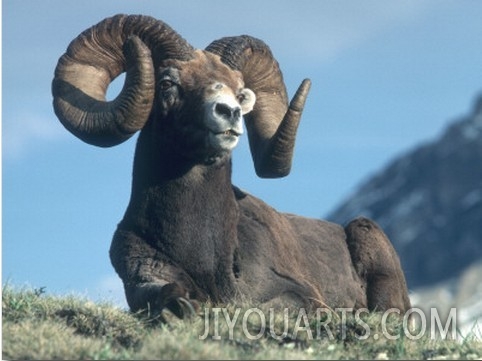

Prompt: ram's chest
xmin=134 ymin=179 xmax=236 ymax=267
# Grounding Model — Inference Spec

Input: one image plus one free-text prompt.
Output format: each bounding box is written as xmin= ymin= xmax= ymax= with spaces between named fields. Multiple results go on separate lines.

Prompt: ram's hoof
xmin=178 ymin=297 xmax=198 ymax=318
xmin=160 ymin=297 xmax=200 ymax=322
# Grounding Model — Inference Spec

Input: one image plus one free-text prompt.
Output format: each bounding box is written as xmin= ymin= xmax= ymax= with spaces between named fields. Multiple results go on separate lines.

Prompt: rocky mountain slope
xmin=328 ymin=95 xmax=482 ymax=290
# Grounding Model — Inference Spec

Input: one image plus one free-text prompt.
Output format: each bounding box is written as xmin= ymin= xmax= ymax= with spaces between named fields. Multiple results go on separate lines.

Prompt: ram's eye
xmin=159 ymin=80 xmax=174 ymax=91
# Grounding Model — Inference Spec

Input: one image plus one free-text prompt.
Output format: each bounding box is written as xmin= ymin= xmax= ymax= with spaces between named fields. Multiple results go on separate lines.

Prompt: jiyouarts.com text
xmin=198 ymin=307 xmax=457 ymax=341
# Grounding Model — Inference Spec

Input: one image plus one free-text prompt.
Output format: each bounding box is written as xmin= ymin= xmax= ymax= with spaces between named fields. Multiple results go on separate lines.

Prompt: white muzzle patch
xmin=205 ymin=85 xmax=256 ymax=152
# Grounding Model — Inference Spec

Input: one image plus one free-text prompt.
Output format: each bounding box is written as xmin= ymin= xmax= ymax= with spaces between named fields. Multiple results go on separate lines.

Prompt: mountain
xmin=327 ymin=95 xmax=482 ymax=290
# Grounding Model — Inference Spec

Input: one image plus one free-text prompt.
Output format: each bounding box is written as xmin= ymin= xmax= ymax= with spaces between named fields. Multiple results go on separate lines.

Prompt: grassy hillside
xmin=2 ymin=286 xmax=482 ymax=360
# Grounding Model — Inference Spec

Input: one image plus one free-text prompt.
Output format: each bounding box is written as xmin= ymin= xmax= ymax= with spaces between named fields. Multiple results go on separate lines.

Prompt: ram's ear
xmin=239 ymin=88 xmax=256 ymax=115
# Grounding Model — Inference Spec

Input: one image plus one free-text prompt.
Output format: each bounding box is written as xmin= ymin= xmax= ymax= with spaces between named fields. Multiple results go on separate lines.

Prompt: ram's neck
xmin=120 ymin=130 xmax=239 ymax=299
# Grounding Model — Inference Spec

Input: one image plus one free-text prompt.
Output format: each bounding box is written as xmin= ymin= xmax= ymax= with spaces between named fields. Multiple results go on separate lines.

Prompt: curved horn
xmin=206 ymin=36 xmax=311 ymax=178
xmin=52 ymin=14 xmax=194 ymax=147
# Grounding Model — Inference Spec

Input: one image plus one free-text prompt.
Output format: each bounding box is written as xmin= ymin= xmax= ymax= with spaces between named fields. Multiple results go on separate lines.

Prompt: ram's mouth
xmin=208 ymin=127 xmax=242 ymax=152
xmin=216 ymin=129 xmax=241 ymax=137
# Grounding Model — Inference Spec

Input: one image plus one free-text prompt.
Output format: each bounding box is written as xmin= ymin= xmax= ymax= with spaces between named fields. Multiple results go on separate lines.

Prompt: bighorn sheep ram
xmin=52 ymin=14 xmax=411 ymax=317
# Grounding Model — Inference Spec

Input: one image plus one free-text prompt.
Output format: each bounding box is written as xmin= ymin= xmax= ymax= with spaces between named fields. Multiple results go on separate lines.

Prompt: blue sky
xmin=3 ymin=0 xmax=482 ymax=307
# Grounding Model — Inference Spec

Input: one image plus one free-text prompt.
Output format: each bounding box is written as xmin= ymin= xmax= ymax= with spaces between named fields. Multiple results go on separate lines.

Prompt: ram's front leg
xmin=109 ymin=229 xmax=206 ymax=320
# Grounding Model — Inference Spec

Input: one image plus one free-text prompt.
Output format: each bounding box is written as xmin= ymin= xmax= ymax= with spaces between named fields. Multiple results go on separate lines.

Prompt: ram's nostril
xmin=215 ymin=103 xmax=233 ymax=119
xmin=233 ymin=108 xmax=241 ymax=119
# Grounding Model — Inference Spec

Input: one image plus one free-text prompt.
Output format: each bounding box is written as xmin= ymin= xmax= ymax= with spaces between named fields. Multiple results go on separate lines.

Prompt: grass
xmin=2 ymin=285 xmax=482 ymax=360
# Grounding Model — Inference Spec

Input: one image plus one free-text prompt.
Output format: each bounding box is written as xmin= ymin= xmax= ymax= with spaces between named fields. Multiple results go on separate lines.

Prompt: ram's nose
xmin=214 ymin=103 xmax=242 ymax=124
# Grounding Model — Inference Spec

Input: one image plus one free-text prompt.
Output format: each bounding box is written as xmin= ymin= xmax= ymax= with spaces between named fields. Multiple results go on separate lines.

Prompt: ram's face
xmin=155 ymin=50 xmax=256 ymax=160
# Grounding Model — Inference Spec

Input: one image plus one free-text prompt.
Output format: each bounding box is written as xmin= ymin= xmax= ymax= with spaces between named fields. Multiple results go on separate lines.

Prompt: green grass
xmin=2 ymin=285 xmax=482 ymax=360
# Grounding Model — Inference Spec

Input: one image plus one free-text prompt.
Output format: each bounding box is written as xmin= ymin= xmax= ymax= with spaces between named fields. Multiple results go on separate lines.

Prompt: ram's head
xmin=52 ymin=14 xmax=310 ymax=177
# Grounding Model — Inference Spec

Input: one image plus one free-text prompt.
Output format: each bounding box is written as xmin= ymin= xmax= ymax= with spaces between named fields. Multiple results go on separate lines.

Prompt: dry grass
xmin=2 ymin=285 xmax=482 ymax=360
